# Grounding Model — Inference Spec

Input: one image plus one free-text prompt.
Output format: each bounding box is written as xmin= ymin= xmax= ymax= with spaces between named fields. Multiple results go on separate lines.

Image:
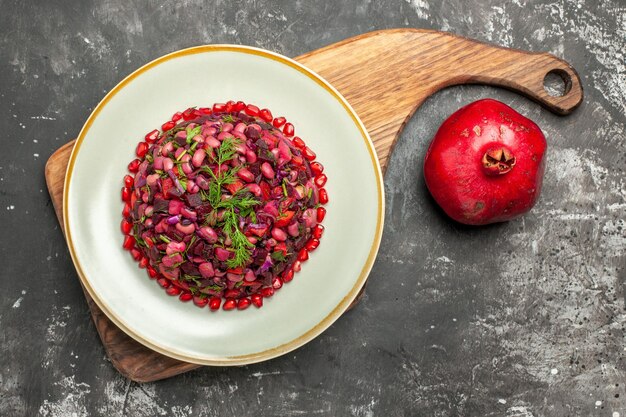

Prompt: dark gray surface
xmin=1 ymin=1 xmax=625 ymax=416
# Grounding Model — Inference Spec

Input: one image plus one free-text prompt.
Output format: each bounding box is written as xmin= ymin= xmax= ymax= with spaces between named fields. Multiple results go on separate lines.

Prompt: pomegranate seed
xmin=224 ymin=289 xmax=240 ymax=299
xmin=130 ymin=191 xmax=138 ymax=209
xmin=305 ymin=238 xmax=320 ymax=252
xmin=310 ymin=161 xmax=324 ymax=176
xmin=166 ymin=286 xmax=182 ymax=296
xmin=283 ymin=269 xmax=294 ymax=283
xmin=209 ymin=296 xmax=222 ymax=311
xmin=171 ymin=111 xmax=183 ymax=122
xmin=170 ymin=280 xmax=186 ymax=290
xmin=123 ymin=174 xmax=134 ymax=188
xmin=298 ymin=248 xmax=309 ymax=261
xmin=319 ymin=188 xmax=329 ymax=204
xmin=138 ymin=257 xmax=149 ymax=268
xmin=314 ymin=174 xmax=327 ymax=188
xmin=312 ymin=224 xmax=325 ymax=239
xmin=182 ymin=108 xmax=196 ymax=121
xmin=122 ymin=235 xmax=135 ymax=250
xmin=161 ymin=121 xmax=176 ymax=131
xmin=199 ymin=107 xmax=212 ymax=115
xmin=213 ymin=103 xmax=226 ymax=113
xmin=261 ymin=287 xmax=275 ymax=297
xmin=245 ymin=104 xmax=259 ymax=116
xmin=179 ymin=292 xmax=193 ymax=302
xmin=130 ymin=248 xmax=142 ymax=261
xmin=283 ymin=123 xmax=294 ymax=136
xmin=121 ymin=187 xmax=131 ymax=202
xmin=293 ymin=260 xmax=302 ymax=272
xmin=122 ymin=203 xmax=131 ymax=218
xmin=157 ymin=277 xmax=171 ymax=288
xmin=303 ymin=147 xmax=316 ymax=161
xmin=272 ymin=277 xmax=283 ymax=290
xmin=145 ymin=129 xmax=160 ymax=143
xmin=234 ymin=101 xmax=246 ymax=112
xmin=237 ymin=297 xmax=251 ymax=310
xmin=259 ymin=108 xmax=273 ymax=122
xmin=147 ymin=266 xmax=157 ymax=279
xmin=292 ymin=136 xmax=306 ymax=149
xmin=273 ymin=117 xmax=286 ymax=127
xmin=136 ymin=142 xmax=148 ymax=158
xmin=193 ymin=296 xmax=208 ymax=308
xmin=223 ymin=298 xmax=236 ymax=311
xmin=127 ymin=159 xmax=140 ymax=173
xmin=317 ymin=206 xmax=327 ymax=222
xmin=251 ymin=293 xmax=263 ymax=308
xmin=225 ymin=100 xmax=235 ymax=113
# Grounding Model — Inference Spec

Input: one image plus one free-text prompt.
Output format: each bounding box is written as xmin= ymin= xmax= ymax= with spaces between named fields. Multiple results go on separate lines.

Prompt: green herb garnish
xmin=134 ymin=235 xmax=148 ymax=248
xmin=203 ymin=284 xmax=226 ymax=292
xmin=282 ymin=179 xmax=288 ymax=197
xmin=199 ymin=189 xmax=210 ymax=202
xmin=271 ymin=251 xmax=287 ymax=262
xmin=222 ymin=206 xmax=255 ymax=268
xmin=184 ymin=235 xmax=197 ymax=256
xmin=222 ymin=114 xmax=236 ymax=123
xmin=182 ymin=274 xmax=203 ymax=286
xmin=186 ymin=125 xmax=202 ymax=144
xmin=203 ymin=138 xmax=261 ymax=268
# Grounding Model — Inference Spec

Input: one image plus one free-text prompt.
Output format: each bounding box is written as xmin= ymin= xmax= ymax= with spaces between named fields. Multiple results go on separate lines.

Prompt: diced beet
xmin=248 ymin=163 xmax=261 ymax=177
xmin=245 ymin=126 xmax=260 ymax=139
xmin=186 ymin=193 xmax=202 ymax=208
xmin=153 ymin=198 xmax=169 ymax=213
xmin=236 ymin=112 xmax=254 ymax=123
xmin=195 ymin=204 xmax=213 ymax=217
xmin=192 ymin=241 xmax=205 ymax=256
xmin=255 ymin=138 xmax=268 ymax=151
xmin=180 ymin=262 xmax=200 ymax=276
xmin=165 ymin=229 xmax=184 ymax=242
xmin=149 ymin=245 xmax=160 ymax=261
xmin=173 ymin=135 xmax=187 ymax=146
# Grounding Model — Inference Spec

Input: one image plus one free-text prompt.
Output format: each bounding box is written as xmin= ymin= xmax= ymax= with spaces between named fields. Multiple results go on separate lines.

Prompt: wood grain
xmin=45 ymin=28 xmax=583 ymax=382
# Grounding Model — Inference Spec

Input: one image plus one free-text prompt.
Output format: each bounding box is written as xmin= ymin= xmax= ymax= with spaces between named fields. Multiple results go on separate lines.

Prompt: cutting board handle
xmin=448 ymin=41 xmax=582 ymax=116
xmin=299 ymin=29 xmax=583 ymax=171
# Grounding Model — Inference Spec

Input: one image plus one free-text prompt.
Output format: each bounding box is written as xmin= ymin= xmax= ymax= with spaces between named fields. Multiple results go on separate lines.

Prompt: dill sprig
xmin=204 ymin=137 xmax=260 ymax=267
xmin=222 ymin=114 xmax=236 ymax=123
xmin=186 ymin=125 xmax=202 ymax=144
xmin=203 ymin=137 xmax=240 ymax=207
xmin=222 ymin=206 xmax=255 ymax=268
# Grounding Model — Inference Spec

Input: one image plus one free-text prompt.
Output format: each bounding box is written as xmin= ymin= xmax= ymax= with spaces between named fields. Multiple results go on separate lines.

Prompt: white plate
xmin=64 ymin=45 xmax=384 ymax=365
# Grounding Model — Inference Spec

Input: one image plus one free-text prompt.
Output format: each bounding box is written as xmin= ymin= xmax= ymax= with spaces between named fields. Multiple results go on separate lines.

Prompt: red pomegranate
xmin=423 ymin=99 xmax=547 ymax=225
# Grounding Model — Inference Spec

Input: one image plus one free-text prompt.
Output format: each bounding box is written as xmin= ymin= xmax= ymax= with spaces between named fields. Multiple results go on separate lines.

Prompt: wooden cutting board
xmin=45 ymin=29 xmax=583 ymax=382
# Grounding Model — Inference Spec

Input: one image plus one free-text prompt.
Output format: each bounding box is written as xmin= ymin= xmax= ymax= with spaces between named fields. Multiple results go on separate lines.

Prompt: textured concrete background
xmin=1 ymin=0 xmax=625 ymax=416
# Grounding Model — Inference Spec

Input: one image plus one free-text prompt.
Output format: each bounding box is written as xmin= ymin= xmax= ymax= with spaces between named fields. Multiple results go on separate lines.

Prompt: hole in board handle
xmin=543 ymin=69 xmax=572 ymax=97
